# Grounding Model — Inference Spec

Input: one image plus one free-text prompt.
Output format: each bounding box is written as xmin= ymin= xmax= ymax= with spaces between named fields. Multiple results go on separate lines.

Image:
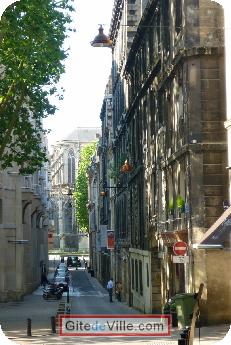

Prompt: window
xmin=68 ymin=150 xmax=75 ymax=184
xmin=150 ymin=90 xmax=155 ymax=136
xmin=146 ymin=263 xmax=149 ymax=287
xmin=135 ymin=259 xmax=138 ymax=292
xmin=175 ymin=0 xmax=182 ymax=35
xmin=162 ymin=0 xmax=170 ymax=55
xmin=157 ymin=92 xmax=164 ymax=128
xmin=139 ymin=260 xmax=143 ymax=295
xmin=131 ymin=259 xmax=134 ymax=289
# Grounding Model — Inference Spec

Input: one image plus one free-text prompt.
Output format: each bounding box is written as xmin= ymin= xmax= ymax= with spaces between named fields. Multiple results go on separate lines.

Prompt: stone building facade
xmin=0 ymin=160 xmax=50 ymax=301
xmin=87 ymin=79 xmax=114 ymax=287
xmin=122 ymin=0 xmax=227 ymax=320
xmin=90 ymin=0 xmax=230 ymax=324
xmin=109 ymin=0 xmax=150 ymax=309
xmin=50 ymin=127 xmax=100 ymax=251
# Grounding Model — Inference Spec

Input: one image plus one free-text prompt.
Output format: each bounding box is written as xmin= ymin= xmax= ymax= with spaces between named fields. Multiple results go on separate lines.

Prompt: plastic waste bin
xmin=174 ymin=293 xmax=197 ymax=328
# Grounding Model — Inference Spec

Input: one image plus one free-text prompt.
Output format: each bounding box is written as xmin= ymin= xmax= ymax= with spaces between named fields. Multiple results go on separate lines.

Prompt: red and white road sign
xmin=173 ymin=241 xmax=188 ymax=256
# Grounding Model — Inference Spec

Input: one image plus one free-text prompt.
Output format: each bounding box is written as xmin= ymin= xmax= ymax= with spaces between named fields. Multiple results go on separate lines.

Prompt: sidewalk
xmin=0 ymin=270 xmax=60 ymax=339
xmin=0 ymin=269 xmax=230 ymax=344
xmin=193 ymin=324 xmax=230 ymax=345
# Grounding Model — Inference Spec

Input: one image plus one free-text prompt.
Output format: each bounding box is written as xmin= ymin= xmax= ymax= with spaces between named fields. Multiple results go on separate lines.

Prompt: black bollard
xmin=178 ymin=327 xmax=190 ymax=345
xmin=27 ymin=318 xmax=32 ymax=337
xmin=66 ymin=286 xmax=69 ymax=304
xmin=50 ymin=316 xmax=56 ymax=334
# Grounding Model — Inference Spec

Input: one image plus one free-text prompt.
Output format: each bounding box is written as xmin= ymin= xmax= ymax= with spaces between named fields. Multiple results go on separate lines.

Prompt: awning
xmin=198 ymin=206 xmax=231 ymax=248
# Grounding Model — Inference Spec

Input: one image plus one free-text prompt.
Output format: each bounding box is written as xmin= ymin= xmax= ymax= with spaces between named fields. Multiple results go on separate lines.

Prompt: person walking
xmin=115 ymin=281 xmax=122 ymax=302
xmin=41 ymin=272 xmax=49 ymax=288
xmin=107 ymin=278 xmax=114 ymax=303
xmin=83 ymin=258 xmax=88 ymax=269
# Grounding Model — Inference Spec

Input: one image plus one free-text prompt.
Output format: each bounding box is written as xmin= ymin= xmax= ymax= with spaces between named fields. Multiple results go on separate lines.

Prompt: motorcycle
xmin=43 ymin=284 xmax=63 ymax=300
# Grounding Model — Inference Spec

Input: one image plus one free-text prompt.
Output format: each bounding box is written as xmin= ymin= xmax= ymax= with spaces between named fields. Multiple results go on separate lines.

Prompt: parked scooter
xmin=43 ymin=284 xmax=63 ymax=300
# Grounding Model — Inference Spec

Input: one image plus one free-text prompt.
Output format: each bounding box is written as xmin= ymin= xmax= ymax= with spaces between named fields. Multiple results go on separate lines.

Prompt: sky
xmin=43 ymin=0 xmax=114 ymax=149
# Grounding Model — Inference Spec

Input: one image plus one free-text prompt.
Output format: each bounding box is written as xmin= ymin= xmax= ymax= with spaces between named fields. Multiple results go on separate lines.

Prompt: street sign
xmin=173 ymin=241 xmax=188 ymax=255
xmin=173 ymin=255 xmax=189 ymax=263
xmin=107 ymin=230 xmax=115 ymax=250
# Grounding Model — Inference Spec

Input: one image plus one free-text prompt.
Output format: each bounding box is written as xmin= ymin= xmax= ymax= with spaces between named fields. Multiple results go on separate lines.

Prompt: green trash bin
xmin=174 ymin=293 xmax=197 ymax=328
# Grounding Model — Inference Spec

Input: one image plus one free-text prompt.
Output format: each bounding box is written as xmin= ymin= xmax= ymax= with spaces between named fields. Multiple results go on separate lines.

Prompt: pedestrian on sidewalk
xmin=83 ymin=258 xmax=88 ymax=269
xmin=107 ymin=278 xmax=114 ymax=303
xmin=115 ymin=281 xmax=122 ymax=302
xmin=41 ymin=272 xmax=49 ymax=288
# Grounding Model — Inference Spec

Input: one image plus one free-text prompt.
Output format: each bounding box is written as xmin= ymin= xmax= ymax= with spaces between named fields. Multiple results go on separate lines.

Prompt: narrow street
xmin=0 ymin=260 xmax=229 ymax=345
xmin=70 ymin=268 xmax=139 ymax=315
xmin=0 ymin=261 xmax=179 ymax=345
xmin=0 ymin=1 xmax=230 ymax=344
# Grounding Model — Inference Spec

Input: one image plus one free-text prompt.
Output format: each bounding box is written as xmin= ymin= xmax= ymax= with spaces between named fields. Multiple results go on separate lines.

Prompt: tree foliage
xmin=75 ymin=142 xmax=97 ymax=231
xmin=0 ymin=0 xmax=74 ymax=174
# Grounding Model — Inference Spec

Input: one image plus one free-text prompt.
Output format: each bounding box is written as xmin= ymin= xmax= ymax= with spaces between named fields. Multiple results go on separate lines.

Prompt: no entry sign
xmin=173 ymin=241 xmax=188 ymax=256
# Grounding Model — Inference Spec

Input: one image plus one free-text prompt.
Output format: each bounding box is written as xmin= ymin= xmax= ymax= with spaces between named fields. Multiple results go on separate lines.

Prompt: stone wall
xmin=194 ymin=249 xmax=231 ymax=325
xmin=206 ymin=250 xmax=231 ymax=324
xmin=0 ymin=170 xmax=49 ymax=301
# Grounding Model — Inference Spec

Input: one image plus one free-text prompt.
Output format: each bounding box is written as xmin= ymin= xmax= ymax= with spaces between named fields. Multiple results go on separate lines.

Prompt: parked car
xmin=67 ymin=256 xmax=81 ymax=268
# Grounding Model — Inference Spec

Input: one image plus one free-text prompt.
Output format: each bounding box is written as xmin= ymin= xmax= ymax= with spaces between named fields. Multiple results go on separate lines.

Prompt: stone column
xmin=212 ymin=1 xmax=231 ymax=200
xmin=14 ymin=172 xmax=24 ymax=298
xmin=7 ymin=171 xmax=24 ymax=300
xmin=59 ymin=198 xmax=65 ymax=251
xmin=0 ymin=223 xmax=7 ymax=301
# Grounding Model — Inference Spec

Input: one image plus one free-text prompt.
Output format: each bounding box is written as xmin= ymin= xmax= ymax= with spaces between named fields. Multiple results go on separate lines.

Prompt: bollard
xmin=51 ymin=316 xmax=56 ymax=333
xmin=27 ymin=318 xmax=32 ymax=337
xmin=178 ymin=327 xmax=190 ymax=345
xmin=178 ymin=339 xmax=186 ymax=345
xmin=66 ymin=286 xmax=69 ymax=304
xmin=185 ymin=326 xmax=190 ymax=345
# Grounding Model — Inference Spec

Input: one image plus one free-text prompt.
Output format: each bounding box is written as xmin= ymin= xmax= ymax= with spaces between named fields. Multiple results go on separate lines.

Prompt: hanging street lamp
xmin=90 ymin=25 xmax=112 ymax=48
xmin=120 ymin=159 xmax=133 ymax=173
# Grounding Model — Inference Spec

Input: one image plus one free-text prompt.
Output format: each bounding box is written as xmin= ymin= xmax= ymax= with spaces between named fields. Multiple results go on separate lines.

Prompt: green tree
xmin=0 ymin=0 xmax=74 ymax=174
xmin=75 ymin=142 xmax=97 ymax=231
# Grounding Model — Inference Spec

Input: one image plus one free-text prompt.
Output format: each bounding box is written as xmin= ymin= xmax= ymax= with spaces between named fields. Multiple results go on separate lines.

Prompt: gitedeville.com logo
xmin=59 ymin=314 xmax=171 ymax=337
